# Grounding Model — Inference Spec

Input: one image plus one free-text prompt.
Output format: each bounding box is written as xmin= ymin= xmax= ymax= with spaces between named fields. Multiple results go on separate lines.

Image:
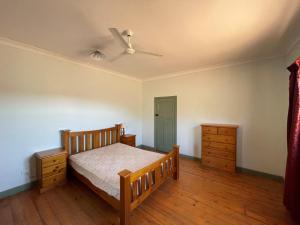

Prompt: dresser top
xmin=35 ymin=147 xmax=67 ymax=159
xmin=121 ymin=134 xmax=136 ymax=138
xmin=201 ymin=123 xmax=239 ymax=128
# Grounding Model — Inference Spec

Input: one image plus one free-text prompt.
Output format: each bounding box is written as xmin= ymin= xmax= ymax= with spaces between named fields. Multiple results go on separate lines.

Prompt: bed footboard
xmin=118 ymin=145 xmax=180 ymax=225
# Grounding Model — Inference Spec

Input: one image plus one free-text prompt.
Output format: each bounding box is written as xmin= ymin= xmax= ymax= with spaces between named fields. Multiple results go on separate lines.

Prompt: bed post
xmin=115 ymin=124 xmax=122 ymax=143
xmin=118 ymin=169 xmax=132 ymax=225
xmin=63 ymin=130 xmax=71 ymax=154
xmin=173 ymin=145 xmax=180 ymax=180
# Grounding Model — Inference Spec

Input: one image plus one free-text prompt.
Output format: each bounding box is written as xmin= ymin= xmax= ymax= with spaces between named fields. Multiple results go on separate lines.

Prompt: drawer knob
xmin=53 ymin=178 xmax=57 ymax=182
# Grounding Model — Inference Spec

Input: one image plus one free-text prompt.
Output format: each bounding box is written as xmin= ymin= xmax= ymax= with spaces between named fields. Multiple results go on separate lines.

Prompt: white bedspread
xmin=69 ymin=143 xmax=164 ymax=200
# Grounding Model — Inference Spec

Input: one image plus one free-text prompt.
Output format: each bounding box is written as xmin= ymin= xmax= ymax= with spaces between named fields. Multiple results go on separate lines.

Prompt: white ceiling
xmin=0 ymin=0 xmax=300 ymax=79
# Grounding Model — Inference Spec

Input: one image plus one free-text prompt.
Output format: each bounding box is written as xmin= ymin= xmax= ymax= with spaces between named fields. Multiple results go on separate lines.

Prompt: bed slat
xmin=164 ymin=160 xmax=168 ymax=177
xmin=112 ymin=130 xmax=116 ymax=143
xmin=132 ymin=180 xmax=138 ymax=201
xmin=86 ymin=134 xmax=91 ymax=150
xmin=101 ymin=131 xmax=106 ymax=147
xmin=93 ymin=133 xmax=100 ymax=149
xmin=141 ymin=175 xmax=146 ymax=195
xmin=106 ymin=130 xmax=111 ymax=145
xmin=155 ymin=167 xmax=161 ymax=186
xmin=78 ymin=135 xmax=84 ymax=153
xmin=71 ymin=136 xmax=77 ymax=154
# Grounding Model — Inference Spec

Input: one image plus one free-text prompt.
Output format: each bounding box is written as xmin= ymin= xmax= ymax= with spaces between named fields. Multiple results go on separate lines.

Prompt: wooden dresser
xmin=120 ymin=134 xmax=136 ymax=147
xmin=201 ymin=124 xmax=238 ymax=172
xmin=35 ymin=148 xmax=67 ymax=193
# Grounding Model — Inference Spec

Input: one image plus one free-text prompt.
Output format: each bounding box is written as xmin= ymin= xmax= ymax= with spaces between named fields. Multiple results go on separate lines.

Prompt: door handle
xmin=155 ymin=114 xmax=159 ymax=117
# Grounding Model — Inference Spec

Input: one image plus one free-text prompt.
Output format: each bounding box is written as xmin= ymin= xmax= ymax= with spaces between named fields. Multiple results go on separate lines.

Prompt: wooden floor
xmin=0 ymin=158 xmax=294 ymax=225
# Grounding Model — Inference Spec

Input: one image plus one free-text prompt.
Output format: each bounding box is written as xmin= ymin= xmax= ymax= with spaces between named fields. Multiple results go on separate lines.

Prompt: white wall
xmin=1 ymin=38 xmax=296 ymax=192
xmin=0 ymin=41 xmax=143 ymax=192
xmin=142 ymin=57 xmax=289 ymax=176
xmin=287 ymin=40 xmax=300 ymax=65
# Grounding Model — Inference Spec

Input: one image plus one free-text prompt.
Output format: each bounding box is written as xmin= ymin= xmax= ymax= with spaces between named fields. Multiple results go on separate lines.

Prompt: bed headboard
xmin=62 ymin=124 xmax=122 ymax=155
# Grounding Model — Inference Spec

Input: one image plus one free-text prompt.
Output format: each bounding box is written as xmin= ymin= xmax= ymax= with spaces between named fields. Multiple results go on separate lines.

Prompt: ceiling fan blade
xmin=108 ymin=28 xmax=129 ymax=49
xmin=109 ymin=51 xmax=127 ymax=62
xmin=135 ymin=49 xmax=163 ymax=57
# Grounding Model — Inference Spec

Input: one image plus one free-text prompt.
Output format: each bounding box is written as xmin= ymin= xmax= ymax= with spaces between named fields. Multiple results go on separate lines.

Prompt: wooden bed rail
xmin=118 ymin=145 xmax=180 ymax=225
xmin=62 ymin=124 xmax=122 ymax=155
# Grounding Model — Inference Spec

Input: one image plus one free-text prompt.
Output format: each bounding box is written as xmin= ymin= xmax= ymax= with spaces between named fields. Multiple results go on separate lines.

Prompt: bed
xmin=63 ymin=124 xmax=179 ymax=225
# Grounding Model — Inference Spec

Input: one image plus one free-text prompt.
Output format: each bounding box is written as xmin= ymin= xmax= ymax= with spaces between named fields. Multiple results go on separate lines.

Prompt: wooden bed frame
xmin=62 ymin=124 xmax=179 ymax=225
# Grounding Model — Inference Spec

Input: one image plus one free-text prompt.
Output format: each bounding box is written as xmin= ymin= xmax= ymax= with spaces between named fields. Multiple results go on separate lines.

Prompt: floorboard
xmin=0 ymin=158 xmax=294 ymax=225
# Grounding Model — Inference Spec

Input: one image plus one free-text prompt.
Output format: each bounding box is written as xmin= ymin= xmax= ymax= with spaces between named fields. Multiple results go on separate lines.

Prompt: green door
xmin=154 ymin=96 xmax=177 ymax=152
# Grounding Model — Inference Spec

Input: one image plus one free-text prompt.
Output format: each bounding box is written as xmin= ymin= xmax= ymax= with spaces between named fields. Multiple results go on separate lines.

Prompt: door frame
xmin=154 ymin=96 xmax=177 ymax=151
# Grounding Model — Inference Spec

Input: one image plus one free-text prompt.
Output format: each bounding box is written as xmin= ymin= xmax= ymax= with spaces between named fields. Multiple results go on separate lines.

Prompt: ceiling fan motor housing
xmin=124 ymin=29 xmax=134 ymax=37
xmin=126 ymin=47 xmax=135 ymax=54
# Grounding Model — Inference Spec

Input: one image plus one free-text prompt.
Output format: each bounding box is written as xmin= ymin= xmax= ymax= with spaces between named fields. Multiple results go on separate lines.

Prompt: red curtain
xmin=284 ymin=57 xmax=300 ymax=223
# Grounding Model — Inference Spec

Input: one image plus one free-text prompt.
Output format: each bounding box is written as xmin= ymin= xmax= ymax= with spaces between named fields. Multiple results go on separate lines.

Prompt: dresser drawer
xmin=126 ymin=139 xmax=136 ymax=147
xmin=203 ymin=141 xmax=235 ymax=152
xmin=202 ymin=126 xmax=218 ymax=135
xmin=202 ymin=156 xmax=235 ymax=172
xmin=202 ymin=148 xmax=235 ymax=160
xmin=202 ymin=134 xmax=236 ymax=144
xmin=42 ymin=172 xmax=66 ymax=188
xmin=218 ymin=127 xmax=236 ymax=136
xmin=42 ymin=162 xmax=66 ymax=177
xmin=42 ymin=154 xmax=66 ymax=168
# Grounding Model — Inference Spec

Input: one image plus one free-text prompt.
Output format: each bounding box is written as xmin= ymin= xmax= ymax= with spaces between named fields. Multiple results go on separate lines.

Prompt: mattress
xmin=69 ymin=143 xmax=164 ymax=200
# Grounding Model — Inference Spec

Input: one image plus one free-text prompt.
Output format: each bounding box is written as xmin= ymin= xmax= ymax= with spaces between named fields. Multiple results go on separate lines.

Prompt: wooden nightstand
xmin=35 ymin=148 xmax=67 ymax=193
xmin=120 ymin=134 xmax=136 ymax=147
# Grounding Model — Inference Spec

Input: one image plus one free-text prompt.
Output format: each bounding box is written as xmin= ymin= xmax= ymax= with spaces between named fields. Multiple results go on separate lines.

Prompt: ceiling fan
xmin=108 ymin=28 xmax=163 ymax=62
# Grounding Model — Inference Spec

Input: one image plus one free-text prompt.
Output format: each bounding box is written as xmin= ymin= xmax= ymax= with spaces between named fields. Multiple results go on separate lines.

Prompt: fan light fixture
xmin=90 ymin=50 xmax=105 ymax=61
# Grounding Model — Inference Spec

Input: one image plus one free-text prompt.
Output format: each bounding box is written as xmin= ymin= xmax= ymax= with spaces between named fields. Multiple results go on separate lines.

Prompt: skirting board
xmin=0 ymin=181 xmax=37 ymax=199
xmin=138 ymin=145 xmax=284 ymax=182
xmin=235 ymin=167 xmax=284 ymax=182
xmin=137 ymin=145 xmax=201 ymax=160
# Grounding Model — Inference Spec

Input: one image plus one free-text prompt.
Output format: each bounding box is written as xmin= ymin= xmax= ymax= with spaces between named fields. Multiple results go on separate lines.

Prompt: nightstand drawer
xmin=42 ymin=172 xmax=66 ymax=188
xmin=125 ymin=140 xmax=135 ymax=147
xmin=42 ymin=154 xmax=66 ymax=168
xmin=121 ymin=134 xmax=136 ymax=147
xmin=42 ymin=162 xmax=66 ymax=177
